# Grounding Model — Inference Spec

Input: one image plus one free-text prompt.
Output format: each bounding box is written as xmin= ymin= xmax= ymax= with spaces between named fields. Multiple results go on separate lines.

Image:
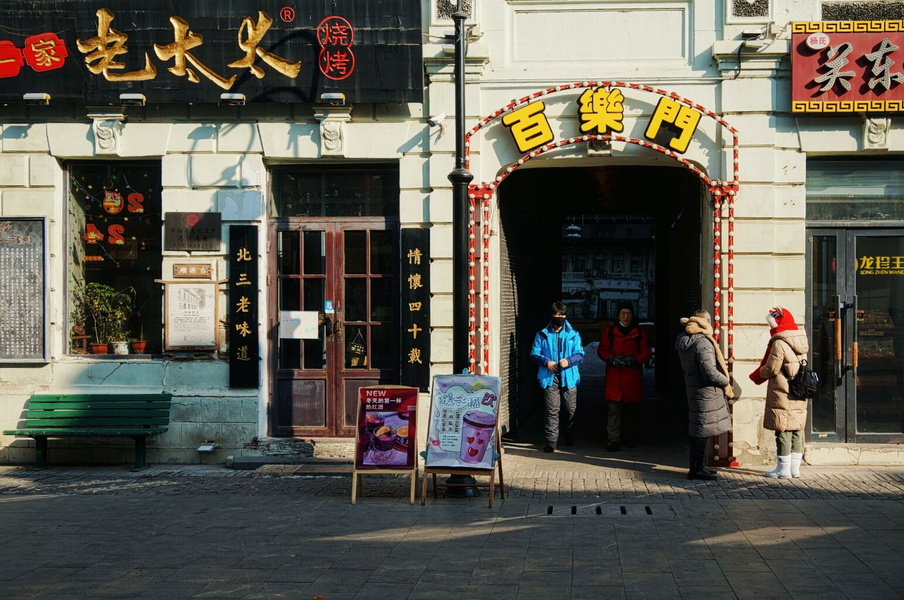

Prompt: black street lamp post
xmin=445 ymin=2 xmax=478 ymax=498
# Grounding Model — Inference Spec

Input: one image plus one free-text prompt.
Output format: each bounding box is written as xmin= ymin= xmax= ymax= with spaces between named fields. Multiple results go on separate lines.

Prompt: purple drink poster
xmin=424 ymin=374 xmax=501 ymax=470
xmin=355 ymin=386 xmax=418 ymax=471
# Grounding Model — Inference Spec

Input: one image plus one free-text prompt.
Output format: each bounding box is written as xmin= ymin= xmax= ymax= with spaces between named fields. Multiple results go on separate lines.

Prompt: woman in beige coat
xmin=749 ymin=306 xmax=810 ymax=479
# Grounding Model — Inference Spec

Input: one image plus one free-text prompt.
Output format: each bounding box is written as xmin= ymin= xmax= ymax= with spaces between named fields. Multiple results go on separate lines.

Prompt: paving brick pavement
xmin=0 ymin=444 xmax=903 ymax=599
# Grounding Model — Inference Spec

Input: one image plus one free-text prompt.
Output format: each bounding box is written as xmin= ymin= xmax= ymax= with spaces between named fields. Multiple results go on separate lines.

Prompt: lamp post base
xmin=444 ymin=474 xmax=480 ymax=498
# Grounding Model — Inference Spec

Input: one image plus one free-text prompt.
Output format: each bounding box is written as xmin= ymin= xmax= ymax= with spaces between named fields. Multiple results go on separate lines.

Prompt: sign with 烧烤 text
xmin=0 ymin=1 xmax=422 ymax=104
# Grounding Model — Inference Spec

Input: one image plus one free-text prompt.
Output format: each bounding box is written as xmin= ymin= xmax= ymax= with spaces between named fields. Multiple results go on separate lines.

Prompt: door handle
xmin=851 ymin=295 xmax=858 ymax=372
xmin=833 ymin=295 xmax=843 ymax=379
xmin=333 ymin=313 xmax=342 ymax=337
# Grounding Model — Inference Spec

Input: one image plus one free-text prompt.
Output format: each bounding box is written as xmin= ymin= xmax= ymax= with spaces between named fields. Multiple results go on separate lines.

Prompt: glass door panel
xmin=854 ymin=235 xmax=904 ymax=435
xmin=808 ymin=229 xmax=904 ymax=443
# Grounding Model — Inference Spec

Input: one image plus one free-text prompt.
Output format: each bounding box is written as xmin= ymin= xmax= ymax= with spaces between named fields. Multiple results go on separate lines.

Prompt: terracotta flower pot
xmin=89 ymin=343 xmax=110 ymax=354
xmin=131 ymin=340 xmax=148 ymax=354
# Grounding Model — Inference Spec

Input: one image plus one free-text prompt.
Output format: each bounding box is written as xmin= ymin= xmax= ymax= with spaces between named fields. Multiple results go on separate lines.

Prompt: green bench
xmin=3 ymin=393 xmax=173 ymax=470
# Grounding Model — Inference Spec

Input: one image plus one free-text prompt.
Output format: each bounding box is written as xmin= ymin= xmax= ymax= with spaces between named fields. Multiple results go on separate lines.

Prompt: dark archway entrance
xmin=497 ymin=163 xmax=705 ymax=452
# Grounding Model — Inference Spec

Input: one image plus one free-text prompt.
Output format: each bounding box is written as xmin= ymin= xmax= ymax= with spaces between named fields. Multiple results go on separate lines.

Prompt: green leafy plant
xmin=81 ymin=283 xmax=132 ymax=344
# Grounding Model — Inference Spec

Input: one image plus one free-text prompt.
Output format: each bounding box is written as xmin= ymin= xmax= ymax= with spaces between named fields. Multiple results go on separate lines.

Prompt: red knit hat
xmin=768 ymin=306 xmax=798 ymax=336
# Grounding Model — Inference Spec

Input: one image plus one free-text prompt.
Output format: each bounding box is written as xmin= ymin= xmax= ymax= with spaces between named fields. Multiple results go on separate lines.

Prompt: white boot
xmin=765 ymin=455 xmax=792 ymax=479
xmin=790 ymin=452 xmax=803 ymax=478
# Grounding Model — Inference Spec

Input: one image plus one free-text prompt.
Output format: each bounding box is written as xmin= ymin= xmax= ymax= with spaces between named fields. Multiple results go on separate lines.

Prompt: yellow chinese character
xmin=502 ymin=102 xmax=554 ymax=153
xmin=30 ymin=39 xmax=63 ymax=68
xmin=578 ymin=87 xmax=624 ymax=134
xmin=237 ymin=273 xmax=251 ymax=286
xmin=154 ymin=16 xmax=237 ymax=90
xmin=235 ymin=322 xmax=252 ymax=336
xmin=235 ymin=345 xmax=250 ymax=361
xmin=877 ymin=256 xmax=891 ymax=269
xmin=408 ymin=273 xmax=423 ymax=290
xmin=228 ymin=12 xmax=301 ymax=78
xmin=859 ymin=256 xmax=876 ymax=270
xmin=407 ymin=348 xmax=423 ymax=364
xmin=408 ymin=302 xmax=422 ymax=311
xmin=407 ymin=324 xmax=422 ymax=339
xmin=236 ymin=296 xmax=251 ymax=313
xmin=236 ymin=248 xmax=252 ymax=262
xmin=407 ymin=248 xmax=423 ymax=265
xmin=76 ymin=8 xmax=157 ymax=81
xmin=644 ymin=97 xmax=701 ymax=154
xmin=893 ymin=256 xmax=904 ymax=269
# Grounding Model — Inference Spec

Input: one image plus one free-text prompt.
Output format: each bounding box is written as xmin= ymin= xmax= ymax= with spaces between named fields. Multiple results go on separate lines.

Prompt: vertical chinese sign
xmin=0 ymin=218 xmax=46 ymax=361
xmin=401 ymin=229 xmax=430 ymax=391
xmin=229 ymin=225 xmax=258 ymax=388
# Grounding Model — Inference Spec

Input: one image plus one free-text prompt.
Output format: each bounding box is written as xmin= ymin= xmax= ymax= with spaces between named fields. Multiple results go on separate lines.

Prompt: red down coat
xmin=597 ymin=325 xmax=651 ymax=403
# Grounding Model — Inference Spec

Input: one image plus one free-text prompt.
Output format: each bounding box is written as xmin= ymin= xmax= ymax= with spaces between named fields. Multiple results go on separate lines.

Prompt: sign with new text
xmin=354 ymin=386 xmax=418 ymax=471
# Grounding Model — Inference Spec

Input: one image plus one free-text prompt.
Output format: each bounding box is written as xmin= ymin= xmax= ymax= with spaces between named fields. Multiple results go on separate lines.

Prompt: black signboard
xmin=164 ymin=212 xmax=222 ymax=252
xmin=0 ymin=0 xmax=423 ymax=104
xmin=229 ymin=225 xmax=259 ymax=388
xmin=0 ymin=218 xmax=46 ymax=362
xmin=400 ymin=228 xmax=430 ymax=391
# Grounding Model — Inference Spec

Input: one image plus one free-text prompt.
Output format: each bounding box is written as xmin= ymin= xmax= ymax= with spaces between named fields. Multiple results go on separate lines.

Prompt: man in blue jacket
xmin=531 ymin=302 xmax=585 ymax=452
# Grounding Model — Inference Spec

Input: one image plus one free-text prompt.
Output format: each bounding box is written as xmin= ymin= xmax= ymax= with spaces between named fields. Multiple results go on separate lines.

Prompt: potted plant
xmin=131 ymin=323 xmax=148 ymax=354
xmin=81 ymin=283 xmax=132 ymax=354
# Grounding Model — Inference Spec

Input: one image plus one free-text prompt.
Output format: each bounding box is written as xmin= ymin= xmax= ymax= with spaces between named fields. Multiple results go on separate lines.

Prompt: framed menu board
xmin=0 ymin=218 xmax=46 ymax=362
xmin=351 ymin=385 xmax=419 ymax=504
xmin=423 ymin=374 xmax=501 ymax=470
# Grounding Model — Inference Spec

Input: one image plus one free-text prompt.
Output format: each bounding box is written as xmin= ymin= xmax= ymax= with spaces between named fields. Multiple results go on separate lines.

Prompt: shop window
xmin=807 ymin=158 xmax=904 ymax=221
xmin=270 ymin=163 xmax=399 ymax=218
xmin=67 ymin=163 xmax=162 ymax=355
xmin=630 ymin=254 xmax=644 ymax=274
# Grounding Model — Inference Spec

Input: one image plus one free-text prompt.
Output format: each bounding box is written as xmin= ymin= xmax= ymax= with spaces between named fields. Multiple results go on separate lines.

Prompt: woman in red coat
xmin=597 ymin=301 xmax=651 ymax=450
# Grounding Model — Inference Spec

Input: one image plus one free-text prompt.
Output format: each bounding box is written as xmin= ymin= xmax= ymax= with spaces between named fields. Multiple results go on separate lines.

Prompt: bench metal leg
xmin=132 ymin=436 xmax=148 ymax=470
xmin=34 ymin=436 xmax=48 ymax=469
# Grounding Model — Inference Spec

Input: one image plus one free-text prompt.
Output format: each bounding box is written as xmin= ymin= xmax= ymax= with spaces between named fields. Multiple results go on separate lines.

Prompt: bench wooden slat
xmin=18 ymin=418 xmax=170 ymax=427
xmin=26 ymin=402 xmax=171 ymax=411
xmin=25 ymin=409 xmax=169 ymax=418
xmin=6 ymin=428 xmax=168 ymax=436
xmin=3 ymin=393 xmax=172 ymax=470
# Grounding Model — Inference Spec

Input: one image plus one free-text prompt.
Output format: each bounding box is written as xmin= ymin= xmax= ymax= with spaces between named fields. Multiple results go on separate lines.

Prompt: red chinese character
xmin=0 ymin=41 xmax=24 ymax=78
xmin=23 ymin=33 xmax=68 ymax=72
xmin=317 ymin=16 xmax=355 ymax=80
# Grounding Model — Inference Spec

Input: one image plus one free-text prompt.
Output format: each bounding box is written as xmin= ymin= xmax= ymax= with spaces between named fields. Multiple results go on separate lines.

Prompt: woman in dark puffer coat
xmin=675 ymin=309 xmax=734 ymax=480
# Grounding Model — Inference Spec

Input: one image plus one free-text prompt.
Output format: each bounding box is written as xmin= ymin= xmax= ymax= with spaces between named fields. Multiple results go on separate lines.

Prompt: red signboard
xmin=354 ymin=386 xmax=418 ymax=471
xmin=792 ymin=21 xmax=904 ymax=113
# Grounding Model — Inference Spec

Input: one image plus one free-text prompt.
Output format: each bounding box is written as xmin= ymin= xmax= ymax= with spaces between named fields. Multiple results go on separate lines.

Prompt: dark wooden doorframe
xmin=269 ymin=219 xmax=399 ymax=437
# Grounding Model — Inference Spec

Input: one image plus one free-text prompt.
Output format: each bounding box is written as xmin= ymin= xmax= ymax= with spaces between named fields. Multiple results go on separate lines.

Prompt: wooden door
xmin=271 ymin=221 xmax=399 ymax=437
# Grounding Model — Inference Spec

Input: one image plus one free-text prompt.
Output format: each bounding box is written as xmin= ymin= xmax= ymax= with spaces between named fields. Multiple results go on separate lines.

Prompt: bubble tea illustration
xmin=460 ymin=410 xmax=496 ymax=464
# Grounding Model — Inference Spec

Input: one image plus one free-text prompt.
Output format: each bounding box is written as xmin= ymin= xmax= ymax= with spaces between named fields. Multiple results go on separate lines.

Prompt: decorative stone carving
xmin=587 ymin=138 xmax=611 ymax=156
xmin=863 ymin=116 xmax=890 ymax=151
xmin=436 ymin=0 xmax=472 ymax=20
xmin=88 ymin=110 xmax=125 ymax=155
xmin=732 ymin=0 xmax=769 ymax=19
xmin=314 ymin=105 xmax=352 ymax=157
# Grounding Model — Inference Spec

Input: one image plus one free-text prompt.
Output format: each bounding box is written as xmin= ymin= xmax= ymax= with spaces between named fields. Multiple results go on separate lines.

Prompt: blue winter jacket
xmin=530 ymin=320 xmax=585 ymax=390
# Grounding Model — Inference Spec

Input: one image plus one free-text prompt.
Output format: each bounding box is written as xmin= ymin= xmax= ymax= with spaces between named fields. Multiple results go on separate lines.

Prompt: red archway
xmin=462 ymin=81 xmax=740 ymax=466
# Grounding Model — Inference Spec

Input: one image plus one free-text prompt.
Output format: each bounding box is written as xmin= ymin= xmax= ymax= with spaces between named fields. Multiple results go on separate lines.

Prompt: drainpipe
xmin=445 ymin=2 xmax=478 ymax=498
